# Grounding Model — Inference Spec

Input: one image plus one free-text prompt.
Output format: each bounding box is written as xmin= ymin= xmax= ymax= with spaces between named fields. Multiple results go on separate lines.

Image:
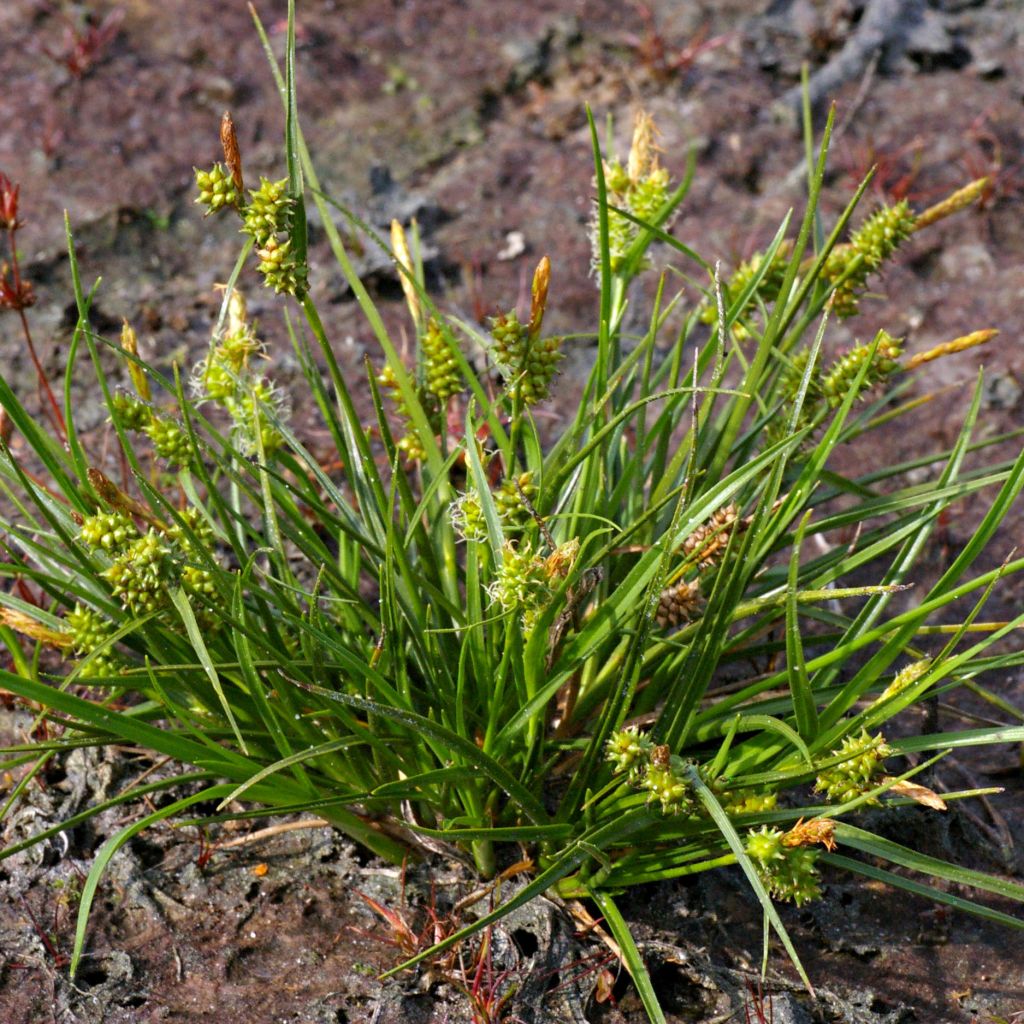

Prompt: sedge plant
xmin=2 ymin=6 xmax=1024 ymax=1017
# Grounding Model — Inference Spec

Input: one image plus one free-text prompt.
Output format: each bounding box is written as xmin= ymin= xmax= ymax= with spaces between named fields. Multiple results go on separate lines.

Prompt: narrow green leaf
xmin=589 ymin=890 xmax=667 ymax=1024
xmin=686 ymin=765 xmax=814 ymax=994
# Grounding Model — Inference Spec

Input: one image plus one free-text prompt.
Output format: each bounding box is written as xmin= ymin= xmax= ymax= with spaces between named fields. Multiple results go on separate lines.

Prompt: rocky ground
xmin=1 ymin=0 xmax=1024 ymax=1021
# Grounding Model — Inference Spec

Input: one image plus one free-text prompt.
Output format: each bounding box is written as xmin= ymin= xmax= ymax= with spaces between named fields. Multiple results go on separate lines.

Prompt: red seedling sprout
xmin=744 ymin=977 xmax=774 ymax=1024
xmin=461 ymin=925 xmax=523 ymax=1024
xmin=961 ymin=111 xmax=1024 ymax=213
xmin=9 ymin=895 xmax=71 ymax=971
xmin=353 ymin=889 xmax=422 ymax=955
xmin=837 ymin=136 xmax=934 ymax=205
xmin=0 ymin=172 xmax=66 ymax=441
xmin=194 ymin=829 xmax=217 ymax=871
xmin=40 ymin=5 xmax=124 ymax=81
xmin=624 ymin=2 xmax=732 ymax=83
xmin=543 ymin=949 xmax=620 ymax=1007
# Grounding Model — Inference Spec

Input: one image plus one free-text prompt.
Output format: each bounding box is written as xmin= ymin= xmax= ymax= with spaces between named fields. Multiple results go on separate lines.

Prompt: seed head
xmin=815 ymin=728 xmax=894 ymax=805
xmin=65 ymin=604 xmax=113 ymax=655
xmin=820 ymin=331 xmax=903 ymax=408
xmin=244 ymin=177 xmax=291 ymax=246
xmin=640 ymin=758 xmax=694 ymax=816
xmin=605 ymin=725 xmax=655 ymax=776
xmin=0 ymin=263 xmax=35 ymax=312
xmin=450 ymin=489 xmax=487 ymax=542
xmin=144 ymin=416 xmax=191 ymax=466
xmin=682 ymin=503 xmax=738 ymax=569
xmin=103 ymin=530 xmax=169 ymax=614
xmin=421 ymin=317 xmax=462 ymax=401
xmin=195 ymin=163 xmax=241 ymax=215
xmin=656 ymin=579 xmax=701 ymax=628
xmin=80 ymin=511 xmax=138 ymax=552
xmin=110 ymin=392 xmax=152 ymax=431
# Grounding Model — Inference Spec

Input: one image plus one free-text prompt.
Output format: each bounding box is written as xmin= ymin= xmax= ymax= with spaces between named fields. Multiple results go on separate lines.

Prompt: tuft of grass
xmin=1 ymin=2 xmax=1022 ymax=1015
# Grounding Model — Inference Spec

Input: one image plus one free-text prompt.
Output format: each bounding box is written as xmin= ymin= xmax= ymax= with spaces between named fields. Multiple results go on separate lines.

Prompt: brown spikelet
xmin=656 ymin=579 xmax=701 ymax=628
xmin=87 ymin=468 xmax=166 ymax=529
xmin=650 ymin=744 xmax=671 ymax=768
xmin=220 ymin=111 xmax=244 ymax=195
xmin=0 ymin=409 xmax=12 ymax=446
xmin=682 ymin=503 xmax=738 ymax=569
xmin=529 ymin=255 xmax=550 ymax=341
xmin=904 ymin=329 xmax=999 ymax=370
xmin=885 ymin=778 xmax=947 ymax=811
xmin=543 ymin=538 xmax=579 ymax=581
xmin=781 ymin=817 xmax=837 ymax=852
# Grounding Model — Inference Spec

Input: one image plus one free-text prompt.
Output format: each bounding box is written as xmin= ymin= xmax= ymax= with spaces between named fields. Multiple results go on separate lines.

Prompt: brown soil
xmin=2 ymin=1 xmax=1024 ymax=1021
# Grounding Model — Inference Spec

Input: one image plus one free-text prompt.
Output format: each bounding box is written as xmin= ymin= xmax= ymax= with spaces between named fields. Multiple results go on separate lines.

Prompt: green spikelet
xmin=181 ymin=564 xmax=218 ymax=598
xmin=518 ymin=336 xmax=562 ymax=404
xmin=421 ymin=317 xmax=462 ymax=401
xmin=166 ymin=507 xmax=215 ymax=552
xmin=765 ymin=348 xmax=817 ymax=447
xmin=723 ymin=789 xmax=778 ymax=815
xmin=591 ymin=113 xmax=674 ymax=273
xmin=450 ymin=489 xmax=487 ymax=541
xmin=601 ymin=160 xmax=637 ymax=272
xmin=489 ymin=311 xmax=562 ymax=405
xmin=110 ymin=393 xmax=152 ymax=431
xmin=822 ymin=200 xmax=916 ymax=317
xmin=144 ymin=416 xmax=191 ymax=466
xmin=255 ymin=235 xmax=305 ymax=296
xmin=746 ymin=825 xmax=785 ymax=866
xmin=815 ymin=728 xmax=894 ymax=805
xmin=76 ymin=651 xmax=124 ymax=678
xmin=65 ymin=604 xmax=123 ymax=676
xmin=701 ymin=243 xmax=792 ymax=338
xmin=80 ymin=512 xmax=138 ymax=552
xmin=196 ymin=323 xmax=262 ymax=402
xmin=65 ymin=604 xmax=113 ymax=655
xmin=628 ymin=165 xmax=670 ymax=226
xmin=776 ymin=348 xmax=815 ymax=404
xmin=197 ymin=358 xmax=234 ymax=402
xmin=219 ymin=323 xmax=262 ymax=371
xmin=490 ymin=310 xmax=528 ymax=372
xmin=745 ymin=826 xmax=821 ymax=906
xmin=637 ymin=749 xmax=696 ymax=817
xmin=228 ymin=380 xmax=286 ymax=457
xmin=103 ymin=531 xmax=168 ymax=614
xmin=195 ymin=163 xmax=241 ymax=215
xmin=820 ymin=331 xmax=903 ymax=407
xmin=494 ymin=473 xmax=537 ymax=533
xmin=378 ymin=364 xmax=424 ymax=462
xmin=767 ymin=847 xmax=822 ymax=906
xmin=605 ymin=726 xmax=655 ymax=778
xmin=486 ymin=539 xmax=552 ymax=629
xmin=851 ymin=200 xmax=916 ymax=267
xmin=243 ymin=177 xmax=291 ymax=245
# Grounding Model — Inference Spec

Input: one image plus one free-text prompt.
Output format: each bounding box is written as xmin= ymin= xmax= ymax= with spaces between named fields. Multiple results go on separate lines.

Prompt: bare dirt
xmin=2 ymin=0 xmax=1024 ymax=1021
